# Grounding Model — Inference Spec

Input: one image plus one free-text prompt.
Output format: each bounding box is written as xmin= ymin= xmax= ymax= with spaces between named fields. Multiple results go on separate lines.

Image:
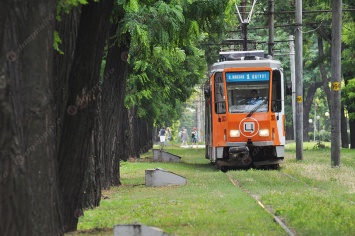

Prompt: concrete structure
xmin=114 ymin=223 xmax=169 ymax=236
xmin=145 ymin=168 xmax=187 ymax=187
xmin=152 ymin=149 xmax=181 ymax=162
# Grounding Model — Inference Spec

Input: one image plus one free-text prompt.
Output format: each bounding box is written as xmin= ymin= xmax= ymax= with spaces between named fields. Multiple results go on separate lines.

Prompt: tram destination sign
xmin=226 ymin=71 xmax=270 ymax=82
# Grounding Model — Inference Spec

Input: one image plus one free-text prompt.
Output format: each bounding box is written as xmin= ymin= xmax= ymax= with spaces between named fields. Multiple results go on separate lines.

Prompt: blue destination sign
xmin=226 ymin=71 xmax=270 ymax=82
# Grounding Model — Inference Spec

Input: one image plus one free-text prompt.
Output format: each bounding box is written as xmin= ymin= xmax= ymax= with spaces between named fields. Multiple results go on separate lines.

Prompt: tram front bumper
xmin=229 ymin=146 xmax=250 ymax=161
xmin=229 ymin=146 xmax=249 ymax=154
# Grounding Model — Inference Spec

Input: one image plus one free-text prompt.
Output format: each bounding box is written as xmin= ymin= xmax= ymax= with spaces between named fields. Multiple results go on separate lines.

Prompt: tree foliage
xmin=114 ymin=0 xmax=233 ymax=127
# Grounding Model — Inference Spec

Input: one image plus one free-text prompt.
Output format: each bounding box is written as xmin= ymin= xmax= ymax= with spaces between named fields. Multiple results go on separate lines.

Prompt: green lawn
xmin=68 ymin=142 xmax=355 ymax=236
xmin=229 ymin=141 xmax=355 ymax=236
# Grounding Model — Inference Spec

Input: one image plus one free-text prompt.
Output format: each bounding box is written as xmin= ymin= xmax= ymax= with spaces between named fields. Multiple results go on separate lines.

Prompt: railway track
xmin=225 ymin=172 xmax=296 ymax=236
xmin=225 ymin=167 xmax=355 ymax=236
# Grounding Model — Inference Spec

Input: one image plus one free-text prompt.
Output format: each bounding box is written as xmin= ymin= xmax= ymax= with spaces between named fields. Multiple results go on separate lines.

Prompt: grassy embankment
xmin=69 ymin=141 xmax=355 ymax=236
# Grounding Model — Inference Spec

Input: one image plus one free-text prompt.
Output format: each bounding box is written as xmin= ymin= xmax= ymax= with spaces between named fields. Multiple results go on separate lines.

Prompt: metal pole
xmin=295 ymin=0 xmax=303 ymax=160
xmin=289 ymin=35 xmax=296 ymax=140
xmin=268 ymin=0 xmax=274 ymax=56
xmin=197 ymin=85 xmax=203 ymax=142
xmin=241 ymin=0 xmax=248 ymax=51
xmin=331 ymin=0 xmax=342 ymax=166
xmin=242 ymin=23 xmax=248 ymax=51
xmin=313 ymin=103 xmax=317 ymax=142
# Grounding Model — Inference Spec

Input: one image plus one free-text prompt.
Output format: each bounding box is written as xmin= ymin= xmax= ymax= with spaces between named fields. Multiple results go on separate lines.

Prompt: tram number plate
xmin=244 ymin=122 xmax=254 ymax=132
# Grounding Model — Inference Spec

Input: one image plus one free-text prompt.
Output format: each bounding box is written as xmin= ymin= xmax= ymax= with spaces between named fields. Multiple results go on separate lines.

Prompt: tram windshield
xmin=226 ymin=71 xmax=270 ymax=114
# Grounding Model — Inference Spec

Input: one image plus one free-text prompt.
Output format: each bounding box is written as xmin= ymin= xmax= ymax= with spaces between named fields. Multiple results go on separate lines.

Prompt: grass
xmin=68 ymin=141 xmax=355 ymax=236
xmin=228 ymin=141 xmax=355 ymax=236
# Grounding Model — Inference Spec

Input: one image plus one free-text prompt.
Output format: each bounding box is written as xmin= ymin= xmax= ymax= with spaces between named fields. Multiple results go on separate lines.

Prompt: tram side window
xmin=272 ymin=70 xmax=282 ymax=112
xmin=214 ymin=72 xmax=226 ymax=114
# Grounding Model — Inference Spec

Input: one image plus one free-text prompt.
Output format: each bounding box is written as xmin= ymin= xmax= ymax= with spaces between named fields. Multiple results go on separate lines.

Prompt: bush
xmin=318 ymin=130 xmax=331 ymax=142
xmin=308 ymin=130 xmax=331 ymax=142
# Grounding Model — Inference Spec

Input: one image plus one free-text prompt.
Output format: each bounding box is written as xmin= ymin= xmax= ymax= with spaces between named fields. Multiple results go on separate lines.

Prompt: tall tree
xmin=342 ymin=79 xmax=355 ymax=148
xmin=1 ymin=0 xmax=63 ymax=235
xmin=101 ymin=22 xmax=129 ymax=187
xmin=53 ymin=5 xmax=81 ymax=151
xmin=56 ymin=0 xmax=113 ymax=231
xmin=341 ymin=2 xmax=355 ymax=149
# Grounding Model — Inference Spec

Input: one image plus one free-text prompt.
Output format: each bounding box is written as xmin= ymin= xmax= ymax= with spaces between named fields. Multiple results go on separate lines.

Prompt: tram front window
xmin=227 ymin=83 xmax=269 ymax=113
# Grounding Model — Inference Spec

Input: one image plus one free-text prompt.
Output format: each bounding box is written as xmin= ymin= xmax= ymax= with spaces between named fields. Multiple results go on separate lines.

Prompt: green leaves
xmin=121 ymin=1 xmax=184 ymax=52
xmin=57 ymin=0 xmax=88 ymax=16
xmin=103 ymin=0 xmax=235 ymax=127
xmin=53 ymin=31 xmax=64 ymax=54
xmin=113 ymin=0 xmax=221 ymax=125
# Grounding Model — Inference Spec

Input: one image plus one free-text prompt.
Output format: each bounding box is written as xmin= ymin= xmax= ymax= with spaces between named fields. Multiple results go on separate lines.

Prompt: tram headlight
xmin=259 ymin=129 xmax=269 ymax=137
xmin=230 ymin=130 xmax=240 ymax=137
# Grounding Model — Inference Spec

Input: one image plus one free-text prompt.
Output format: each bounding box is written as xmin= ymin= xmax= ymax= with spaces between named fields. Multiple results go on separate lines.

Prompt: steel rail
xmin=226 ymin=173 xmax=296 ymax=236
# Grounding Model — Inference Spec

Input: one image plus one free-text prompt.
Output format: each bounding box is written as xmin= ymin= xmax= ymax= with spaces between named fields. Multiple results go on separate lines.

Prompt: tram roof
xmin=211 ymin=59 xmax=282 ymax=71
xmin=211 ymin=50 xmax=282 ymax=72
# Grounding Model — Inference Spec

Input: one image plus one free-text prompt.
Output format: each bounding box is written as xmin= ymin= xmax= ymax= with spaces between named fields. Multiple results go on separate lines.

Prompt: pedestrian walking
xmin=159 ymin=126 xmax=166 ymax=146
xmin=181 ymin=127 xmax=187 ymax=146
xmin=191 ymin=127 xmax=197 ymax=146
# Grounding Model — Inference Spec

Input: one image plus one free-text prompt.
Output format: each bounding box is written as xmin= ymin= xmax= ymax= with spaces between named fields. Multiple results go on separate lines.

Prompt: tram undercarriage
xmin=211 ymin=145 xmax=284 ymax=172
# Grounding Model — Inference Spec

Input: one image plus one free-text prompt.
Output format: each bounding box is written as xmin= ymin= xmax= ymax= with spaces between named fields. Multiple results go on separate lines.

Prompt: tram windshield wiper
xmin=246 ymin=97 xmax=268 ymax=117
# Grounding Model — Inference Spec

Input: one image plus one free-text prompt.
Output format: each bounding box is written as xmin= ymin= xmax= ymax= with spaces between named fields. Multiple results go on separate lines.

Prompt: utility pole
xmin=241 ymin=0 xmax=248 ymax=51
xmin=199 ymin=85 xmax=205 ymax=142
xmin=268 ymin=0 xmax=274 ymax=56
xmin=331 ymin=0 xmax=342 ymax=166
xmin=314 ymin=103 xmax=317 ymax=142
xmin=289 ymin=35 xmax=296 ymax=140
xmin=196 ymin=86 xmax=203 ymax=142
xmin=295 ymin=0 xmax=303 ymax=160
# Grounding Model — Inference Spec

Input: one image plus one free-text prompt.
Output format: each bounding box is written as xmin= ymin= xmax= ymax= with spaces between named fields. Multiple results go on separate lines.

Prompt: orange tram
xmin=204 ymin=50 xmax=285 ymax=171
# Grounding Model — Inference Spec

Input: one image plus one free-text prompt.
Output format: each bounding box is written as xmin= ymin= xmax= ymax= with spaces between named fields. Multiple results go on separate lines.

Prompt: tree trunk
xmin=101 ymin=27 xmax=129 ymax=188
xmin=138 ymin=119 xmax=153 ymax=154
xmin=112 ymin=106 xmax=130 ymax=184
xmin=128 ymin=106 xmax=141 ymax=158
xmin=53 ymin=2 xmax=102 ymax=215
xmin=57 ymin=0 xmax=113 ymax=231
xmin=303 ymin=82 xmax=323 ymax=141
xmin=110 ymin=94 xmax=129 ymax=186
xmin=349 ymin=118 xmax=355 ymax=149
xmin=1 ymin=0 xmax=63 ymax=235
xmin=341 ymin=105 xmax=349 ymax=148
xmin=53 ymin=7 xmax=81 ymax=151
xmin=343 ymin=72 xmax=354 ymax=149
xmin=318 ymin=37 xmax=331 ymax=110
xmin=121 ymin=108 xmax=154 ymax=160
xmin=0 ymin=0 xmax=9 ymax=46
